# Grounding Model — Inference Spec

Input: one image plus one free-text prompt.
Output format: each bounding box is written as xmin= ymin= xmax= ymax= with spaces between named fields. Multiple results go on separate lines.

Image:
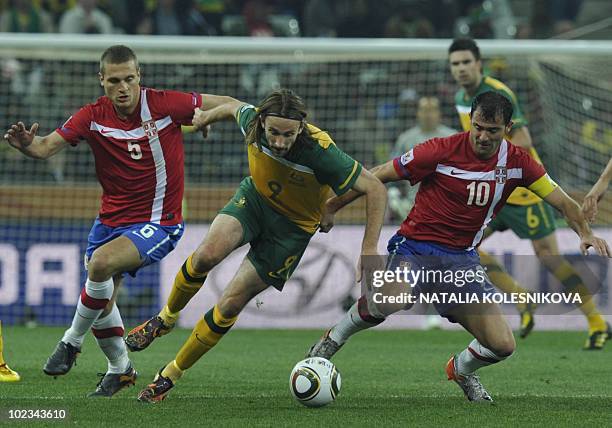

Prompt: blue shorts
xmin=386 ymin=234 xmax=494 ymax=321
xmin=85 ymin=218 xmax=184 ymax=277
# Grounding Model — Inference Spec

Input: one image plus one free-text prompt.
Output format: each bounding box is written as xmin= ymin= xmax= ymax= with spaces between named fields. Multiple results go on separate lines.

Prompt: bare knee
xmin=533 ymin=237 xmax=557 ymax=260
xmin=534 ymin=246 xmax=554 ymax=259
xmin=87 ymin=252 xmax=114 ymax=281
xmin=192 ymin=242 xmax=228 ymax=273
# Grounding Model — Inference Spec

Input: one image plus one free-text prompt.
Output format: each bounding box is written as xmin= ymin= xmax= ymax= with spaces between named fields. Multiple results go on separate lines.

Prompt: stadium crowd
xmin=0 ymin=0 xmax=599 ymax=39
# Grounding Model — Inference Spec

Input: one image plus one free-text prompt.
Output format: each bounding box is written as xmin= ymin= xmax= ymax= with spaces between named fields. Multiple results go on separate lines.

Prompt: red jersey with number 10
xmin=56 ymin=88 xmax=202 ymax=227
xmin=392 ymin=132 xmax=556 ymax=250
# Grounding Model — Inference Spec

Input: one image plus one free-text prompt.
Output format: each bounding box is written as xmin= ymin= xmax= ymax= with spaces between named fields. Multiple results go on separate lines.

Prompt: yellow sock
xmin=167 ymin=254 xmax=208 ymax=314
xmin=0 ymin=321 xmax=5 ymax=366
xmin=479 ymin=251 xmax=532 ymax=310
xmin=175 ymin=305 xmax=237 ymax=370
xmin=553 ymin=262 xmax=606 ymax=333
xmin=161 ymin=360 xmax=183 ymax=384
xmin=158 ymin=305 xmax=179 ymax=326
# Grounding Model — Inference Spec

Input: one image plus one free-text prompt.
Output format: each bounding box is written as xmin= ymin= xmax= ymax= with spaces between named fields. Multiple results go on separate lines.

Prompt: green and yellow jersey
xmin=236 ymin=104 xmax=362 ymax=234
xmin=455 ymin=75 xmax=542 ymax=206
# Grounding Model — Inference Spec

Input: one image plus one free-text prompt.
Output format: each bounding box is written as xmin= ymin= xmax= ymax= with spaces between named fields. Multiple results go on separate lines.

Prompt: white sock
xmin=92 ymin=303 xmax=130 ymax=374
xmin=455 ymin=339 xmax=508 ymax=376
xmin=329 ymin=296 xmax=385 ymax=345
xmin=62 ymin=278 xmax=113 ymax=348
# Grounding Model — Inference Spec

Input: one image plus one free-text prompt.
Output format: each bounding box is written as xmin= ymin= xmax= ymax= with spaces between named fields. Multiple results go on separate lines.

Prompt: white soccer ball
xmin=289 ymin=357 xmax=341 ymax=408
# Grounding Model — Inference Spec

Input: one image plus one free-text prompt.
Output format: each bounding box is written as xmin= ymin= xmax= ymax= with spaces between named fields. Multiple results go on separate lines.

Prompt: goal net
xmin=0 ymin=35 xmax=610 ymax=327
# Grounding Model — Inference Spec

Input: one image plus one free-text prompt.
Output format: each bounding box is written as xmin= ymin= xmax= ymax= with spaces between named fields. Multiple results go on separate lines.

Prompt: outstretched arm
xmin=192 ymin=94 xmax=246 ymax=131
xmin=544 ymin=186 xmax=611 ymax=257
xmin=326 ymin=160 xmax=402 ymax=215
xmin=583 ymin=157 xmax=612 ymax=222
xmin=347 ymin=168 xmax=387 ymax=255
xmin=3 ymin=122 xmax=68 ymax=160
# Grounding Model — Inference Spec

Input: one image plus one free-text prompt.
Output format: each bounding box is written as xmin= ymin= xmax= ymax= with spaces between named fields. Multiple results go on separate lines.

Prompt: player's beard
xmin=271 ymin=147 xmax=288 ymax=156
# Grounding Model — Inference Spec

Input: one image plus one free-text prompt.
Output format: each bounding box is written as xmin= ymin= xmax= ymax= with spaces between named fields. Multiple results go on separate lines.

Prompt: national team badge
xmin=495 ymin=166 xmax=507 ymax=184
xmin=142 ymin=120 xmax=158 ymax=138
xmin=234 ymin=197 xmax=246 ymax=208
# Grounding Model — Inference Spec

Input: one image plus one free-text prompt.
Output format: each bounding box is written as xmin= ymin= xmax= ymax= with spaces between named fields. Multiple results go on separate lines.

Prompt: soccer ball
xmin=289 ymin=357 xmax=341 ymax=407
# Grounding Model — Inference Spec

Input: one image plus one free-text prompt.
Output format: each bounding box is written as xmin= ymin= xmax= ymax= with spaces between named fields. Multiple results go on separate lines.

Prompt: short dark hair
xmin=100 ymin=45 xmax=138 ymax=74
xmin=470 ymin=91 xmax=513 ymax=125
xmin=448 ymin=37 xmax=481 ymax=61
xmin=246 ymin=88 xmax=314 ymax=151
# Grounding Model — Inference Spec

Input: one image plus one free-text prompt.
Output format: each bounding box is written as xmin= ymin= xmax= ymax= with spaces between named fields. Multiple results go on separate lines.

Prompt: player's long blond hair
xmin=245 ymin=89 xmax=316 ymax=151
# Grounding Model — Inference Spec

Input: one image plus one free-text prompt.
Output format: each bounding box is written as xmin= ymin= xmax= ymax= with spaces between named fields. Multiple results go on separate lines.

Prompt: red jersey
xmin=56 ymin=88 xmax=202 ymax=227
xmin=392 ymin=132 xmax=556 ymax=250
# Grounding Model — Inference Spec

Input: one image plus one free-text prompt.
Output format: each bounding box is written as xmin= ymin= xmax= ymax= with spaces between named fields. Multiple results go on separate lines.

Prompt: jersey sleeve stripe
xmin=236 ymin=104 xmax=255 ymax=135
xmin=527 ymin=174 xmax=558 ymax=198
xmin=338 ymin=160 xmax=360 ymax=190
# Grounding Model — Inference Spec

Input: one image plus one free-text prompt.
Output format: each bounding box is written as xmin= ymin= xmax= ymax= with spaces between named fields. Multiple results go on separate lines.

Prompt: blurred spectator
xmin=193 ymin=0 xmax=225 ymax=35
xmin=550 ymin=0 xmax=583 ymax=36
xmin=181 ymin=0 xmax=217 ymax=35
xmin=392 ymin=96 xmax=456 ymax=158
xmin=336 ymin=0 xmax=384 ymax=38
xmin=383 ymin=10 xmax=435 ymax=38
xmin=0 ymin=0 xmax=54 ymax=33
xmin=303 ymin=0 xmax=336 ymax=37
xmin=389 ymin=96 xmax=456 ymax=211
xmin=488 ymin=0 xmax=518 ymax=39
xmin=40 ymin=0 xmax=71 ymax=23
xmin=454 ymin=0 xmax=494 ymax=38
xmin=343 ymin=97 xmax=401 ymax=168
xmin=242 ymin=0 xmax=274 ymax=37
xmin=125 ymin=0 xmax=154 ymax=35
xmin=106 ymin=0 xmax=130 ymax=34
xmin=426 ymin=0 xmax=459 ymax=38
xmin=153 ymin=0 xmax=182 ymax=35
xmin=59 ymin=0 xmax=113 ymax=34
xmin=148 ymin=0 xmax=214 ymax=35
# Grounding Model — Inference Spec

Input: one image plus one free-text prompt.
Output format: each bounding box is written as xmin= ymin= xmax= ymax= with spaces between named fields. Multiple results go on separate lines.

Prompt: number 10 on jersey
xmin=466 ymin=181 xmax=491 ymax=206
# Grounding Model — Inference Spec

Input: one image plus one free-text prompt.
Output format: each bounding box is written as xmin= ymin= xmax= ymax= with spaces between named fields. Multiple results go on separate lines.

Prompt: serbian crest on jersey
xmin=494 ymin=166 xmax=507 ymax=184
xmin=142 ymin=119 xmax=158 ymax=138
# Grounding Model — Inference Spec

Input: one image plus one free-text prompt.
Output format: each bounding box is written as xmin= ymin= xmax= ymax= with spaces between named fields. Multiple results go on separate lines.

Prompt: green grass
xmin=1 ymin=327 xmax=611 ymax=427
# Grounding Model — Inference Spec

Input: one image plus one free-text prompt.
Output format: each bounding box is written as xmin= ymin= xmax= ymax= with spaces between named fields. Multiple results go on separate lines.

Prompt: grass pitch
xmin=1 ymin=326 xmax=611 ymax=427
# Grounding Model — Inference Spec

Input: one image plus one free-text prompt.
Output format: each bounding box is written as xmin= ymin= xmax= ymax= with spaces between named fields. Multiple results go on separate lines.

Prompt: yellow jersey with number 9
xmin=236 ymin=104 xmax=362 ymax=233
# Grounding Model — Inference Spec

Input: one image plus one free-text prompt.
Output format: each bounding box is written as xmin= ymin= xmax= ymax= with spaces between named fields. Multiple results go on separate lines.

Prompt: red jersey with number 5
xmin=392 ymin=132 xmax=557 ymax=249
xmin=56 ymin=88 xmax=202 ymax=227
